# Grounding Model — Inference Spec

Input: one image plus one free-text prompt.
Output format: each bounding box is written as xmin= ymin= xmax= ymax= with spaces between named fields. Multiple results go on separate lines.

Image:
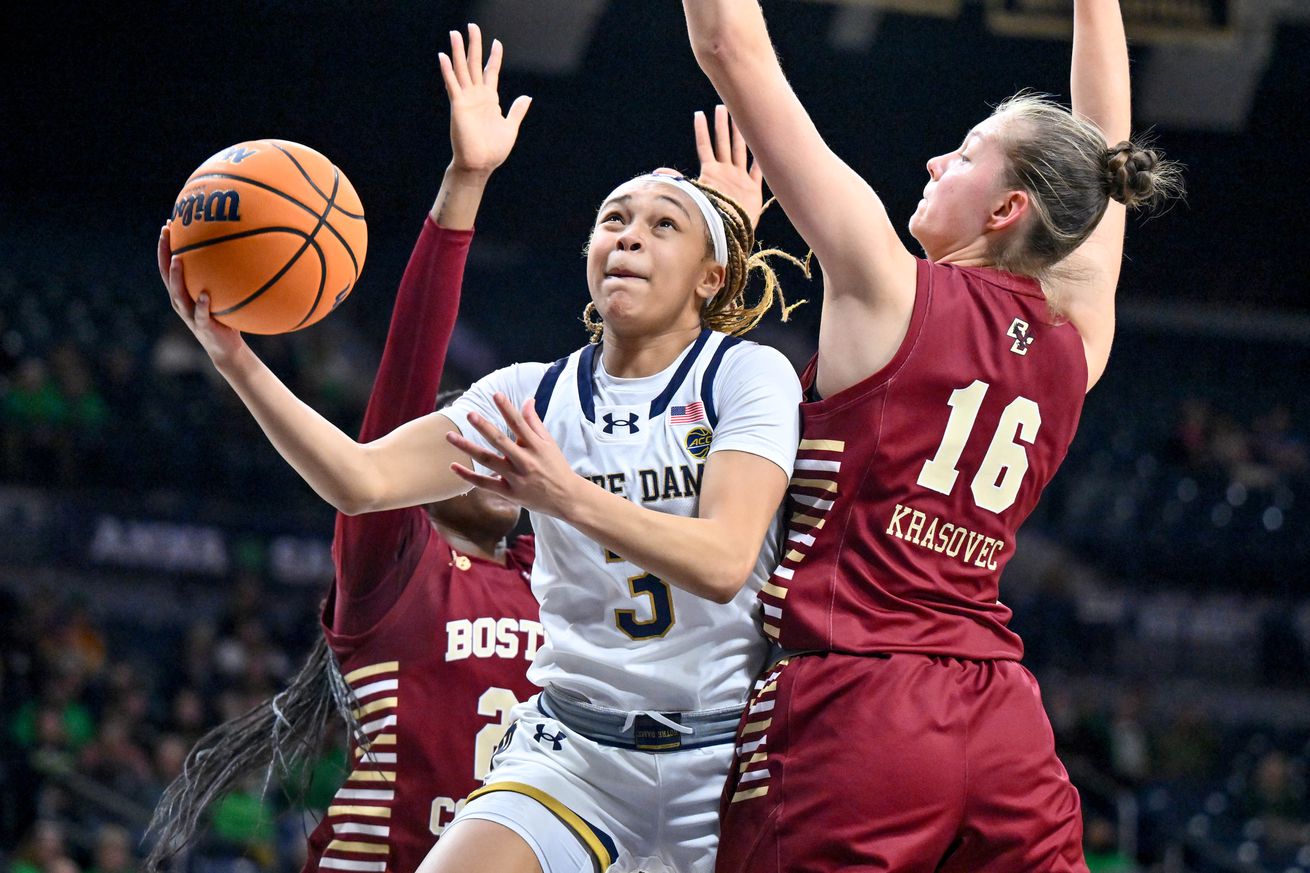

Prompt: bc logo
xmin=684 ymin=426 xmax=713 ymax=460
xmin=1007 ymin=318 xmax=1034 ymax=356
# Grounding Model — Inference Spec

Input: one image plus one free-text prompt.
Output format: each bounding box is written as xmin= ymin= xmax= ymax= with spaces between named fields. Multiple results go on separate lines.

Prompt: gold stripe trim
xmin=789 ymin=477 xmax=838 ymax=493
xmin=761 ymin=582 xmax=788 ymax=599
xmin=742 ymin=717 xmax=773 ymax=734
xmin=739 ymin=752 xmax=768 ymax=772
xmin=357 ymin=734 xmax=396 ymax=751
xmin=346 ymin=770 xmax=396 ymax=783
xmin=762 ymin=623 xmax=780 ymax=639
xmin=326 ymin=840 xmax=390 ymax=855
xmin=352 ymin=697 xmax=398 ymax=719
xmin=761 ymin=681 xmax=778 ymax=694
xmin=732 ymin=786 xmax=770 ymax=803
xmin=327 ymin=805 xmax=391 ymax=819
xmin=784 ymin=549 xmax=804 ymax=563
xmin=467 ymin=782 xmax=613 ymax=872
xmin=799 ymin=438 xmax=845 ymax=452
xmin=791 ymin=513 xmax=823 ymax=527
xmin=343 ymin=662 xmax=399 ymax=684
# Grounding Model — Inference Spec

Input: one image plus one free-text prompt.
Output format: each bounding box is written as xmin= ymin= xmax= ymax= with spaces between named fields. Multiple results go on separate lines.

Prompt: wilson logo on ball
xmin=167 ymin=139 xmax=367 ymax=335
xmin=172 ymin=190 xmax=242 ymax=226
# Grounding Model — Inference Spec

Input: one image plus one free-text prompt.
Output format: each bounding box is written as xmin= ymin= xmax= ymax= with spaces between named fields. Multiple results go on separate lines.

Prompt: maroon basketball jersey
xmin=303 ymin=521 xmax=541 ymax=873
xmin=763 ymin=259 xmax=1086 ymax=660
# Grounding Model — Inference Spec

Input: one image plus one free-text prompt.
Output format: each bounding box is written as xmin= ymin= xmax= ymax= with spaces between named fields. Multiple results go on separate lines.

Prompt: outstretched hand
xmin=445 ymin=393 xmax=585 ymax=519
xmin=441 ymin=24 xmax=532 ymax=176
xmin=158 ymin=226 xmax=246 ymax=368
xmin=694 ymin=104 xmax=765 ymax=231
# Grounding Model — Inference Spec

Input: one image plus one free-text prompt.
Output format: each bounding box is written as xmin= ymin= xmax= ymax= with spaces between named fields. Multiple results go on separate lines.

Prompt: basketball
xmin=167 ymin=140 xmax=367 ymax=334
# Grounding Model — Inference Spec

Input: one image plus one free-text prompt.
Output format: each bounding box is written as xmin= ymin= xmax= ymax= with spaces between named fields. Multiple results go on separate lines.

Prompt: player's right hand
xmin=441 ymin=24 xmax=532 ymax=176
xmin=159 ymin=225 xmax=247 ymax=369
xmin=694 ymin=105 xmax=765 ymax=231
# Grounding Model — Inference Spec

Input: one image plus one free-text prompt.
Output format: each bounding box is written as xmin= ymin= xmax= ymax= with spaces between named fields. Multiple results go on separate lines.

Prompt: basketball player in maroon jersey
xmin=684 ymin=0 xmax=1180 ymax=870
xmin=147 ymin=26 xmax=541 ymax=873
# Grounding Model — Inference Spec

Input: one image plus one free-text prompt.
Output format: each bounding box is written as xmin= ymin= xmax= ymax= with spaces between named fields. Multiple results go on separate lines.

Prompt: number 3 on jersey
xmin=604 ymin=549 xmax=676 ymax=639
xmin=917 ymin=380 xmax=1041 ymax=514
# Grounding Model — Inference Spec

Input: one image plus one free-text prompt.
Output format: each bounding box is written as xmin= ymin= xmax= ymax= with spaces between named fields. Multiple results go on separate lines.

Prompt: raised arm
xmin=683 ymin=2 xmax=917 ymax=391
xmin=159 ymin=26 xmax=530 ymax=516
xmin=335 ymin=24 xmax=530 ymax=609
xmin=1056 ymin=0 xmax=1132 ymax=390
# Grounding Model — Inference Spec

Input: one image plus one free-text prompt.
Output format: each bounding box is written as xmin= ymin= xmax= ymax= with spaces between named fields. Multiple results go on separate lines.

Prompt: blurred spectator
xmin=1109 ymin=691 xmax=1151 ymax=786
xmin=1240 ymin=749 xmax=1309 ymax=847
xmin=152 ymin=733 xmax=189 ymax=792
xmin=79 ymin=714 xmax=154 ymax=802
xmin=87 ymin=824 xmax=134 ymax=873
xmin=10 ymin=660 xmax=96 ymax=758
xmin=1166 ymin=397 xmax=1212 ymax=468
xmin=49 ymin=599 xmax=107 ymax=679
xmin=10 ymin=820 xmax=77 ymax=873
xmin=1155 ymin=705 xmax=1221 ymax=785
xmin=209 ymin=774 xmax=278 ymax=869
xmin=1 ymin=358 xmax=64 ymax=480
xmin=168 ymin=686 xmax=210 ymax=746
xmin=214 ymin=618 xmax=289 ymax=693
xmin=151 ymin=322 xmax=212 ymax=381
xmin=1084 ymin=815 xmax=1136 ymax=872
xmin=1252 ymin=405 xmax=1307 ymax=475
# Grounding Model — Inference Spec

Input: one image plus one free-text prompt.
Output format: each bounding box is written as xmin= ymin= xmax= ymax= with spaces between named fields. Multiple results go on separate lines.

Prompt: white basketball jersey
xmin=443 ymin=329 xmax=800 ymax=712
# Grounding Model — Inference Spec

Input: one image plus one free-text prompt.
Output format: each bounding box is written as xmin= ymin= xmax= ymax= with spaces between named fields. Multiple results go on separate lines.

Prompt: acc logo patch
xmin=684 ymin=426 xmax=713 ymax=460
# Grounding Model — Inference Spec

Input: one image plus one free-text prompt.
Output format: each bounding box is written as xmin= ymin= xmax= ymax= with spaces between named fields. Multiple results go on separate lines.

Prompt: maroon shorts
xmin=716 ymin=652 xmax=1087 ymax=873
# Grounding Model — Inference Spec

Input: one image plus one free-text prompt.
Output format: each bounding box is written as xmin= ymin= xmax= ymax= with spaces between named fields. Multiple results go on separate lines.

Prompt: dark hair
xmin=143 ymin=637 xmax=365 ymax=871
xmin=583 ymin=177 xmax=808 ymax=342
xmin=989 ymin=93 xmax=1184 ymax=277
xmin=435 ymin=386 xmax=466 ymax=411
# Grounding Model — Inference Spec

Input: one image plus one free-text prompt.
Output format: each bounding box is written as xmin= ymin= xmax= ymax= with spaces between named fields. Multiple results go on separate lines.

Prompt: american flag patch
xmin=669 ymin=402 xmax=706 ymax=425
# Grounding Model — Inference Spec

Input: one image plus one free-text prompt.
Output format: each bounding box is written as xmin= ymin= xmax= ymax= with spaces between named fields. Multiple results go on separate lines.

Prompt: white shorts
xmin=449 ymin=697 xmax=734 ymax=873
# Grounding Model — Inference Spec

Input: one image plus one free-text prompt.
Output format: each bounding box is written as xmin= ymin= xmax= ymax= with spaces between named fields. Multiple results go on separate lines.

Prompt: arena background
xmin=3 ymin=0 xmax=1309 ymax=871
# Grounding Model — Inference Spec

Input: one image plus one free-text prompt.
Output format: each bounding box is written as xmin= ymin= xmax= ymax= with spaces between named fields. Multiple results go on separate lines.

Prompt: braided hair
xmin=144 ymin=635 xmax=367 ymax=871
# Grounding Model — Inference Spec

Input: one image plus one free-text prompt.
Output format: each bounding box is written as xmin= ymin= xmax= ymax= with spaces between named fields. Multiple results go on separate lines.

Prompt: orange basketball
xmin=167 ymin=140 xmax=367 ymax=334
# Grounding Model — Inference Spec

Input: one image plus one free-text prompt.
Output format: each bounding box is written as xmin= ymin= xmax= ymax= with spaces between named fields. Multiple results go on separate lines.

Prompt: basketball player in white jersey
xmin=159 ymin=33 xmax=802 ymax=870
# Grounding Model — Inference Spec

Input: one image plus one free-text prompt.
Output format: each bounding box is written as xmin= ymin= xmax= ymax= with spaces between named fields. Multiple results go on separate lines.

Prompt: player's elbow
xmin=702 ymin=554 xmax=757 ymax=604
xmin=696 ymin=30 xmax=749 ymax=73
xmin=689 ymin=18 xmax=763 ymax=73
xmin=330 ymin=484 xmax=378 ymax=517
xmin=328 ymin=456 xmax=389 ymax=517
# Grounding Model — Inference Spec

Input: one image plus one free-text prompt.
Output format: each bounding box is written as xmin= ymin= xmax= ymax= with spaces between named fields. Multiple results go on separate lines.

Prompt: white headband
xmin=635 ymin=173 xmax=729 ymax=267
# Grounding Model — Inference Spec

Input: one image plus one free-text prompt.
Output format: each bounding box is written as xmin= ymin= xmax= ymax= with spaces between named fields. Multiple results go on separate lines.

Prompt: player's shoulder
xmin=713 ymin=336 xmax=801 ymax=389
xmin=465 ymin=361 xmax=554 ymax=396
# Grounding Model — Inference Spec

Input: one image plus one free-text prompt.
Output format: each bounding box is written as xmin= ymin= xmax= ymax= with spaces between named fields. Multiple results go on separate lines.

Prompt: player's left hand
xmin=694 ymin=104 xmax=765 ymax=231
xmin=446 ymin=393 xmax=584 ymax=517
xmin=159 ymin=225 xmax=247 ymax=369
xmin=441 ymin=24 xmax=532 ymax=177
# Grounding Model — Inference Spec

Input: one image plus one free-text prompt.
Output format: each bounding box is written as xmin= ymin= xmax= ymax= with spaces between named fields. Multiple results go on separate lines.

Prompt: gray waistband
xmin=538 ymin=688 xmax=743 ymax=753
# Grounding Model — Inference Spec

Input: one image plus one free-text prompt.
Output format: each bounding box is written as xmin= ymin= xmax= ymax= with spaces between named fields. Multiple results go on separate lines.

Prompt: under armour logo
xmin=533 ymin=724 xmax=567 ymax=751
xmin=602 ymin=412 xmax=641 ymax=435
xmin=1007 ymin=318 xmax=1034 ymax=356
